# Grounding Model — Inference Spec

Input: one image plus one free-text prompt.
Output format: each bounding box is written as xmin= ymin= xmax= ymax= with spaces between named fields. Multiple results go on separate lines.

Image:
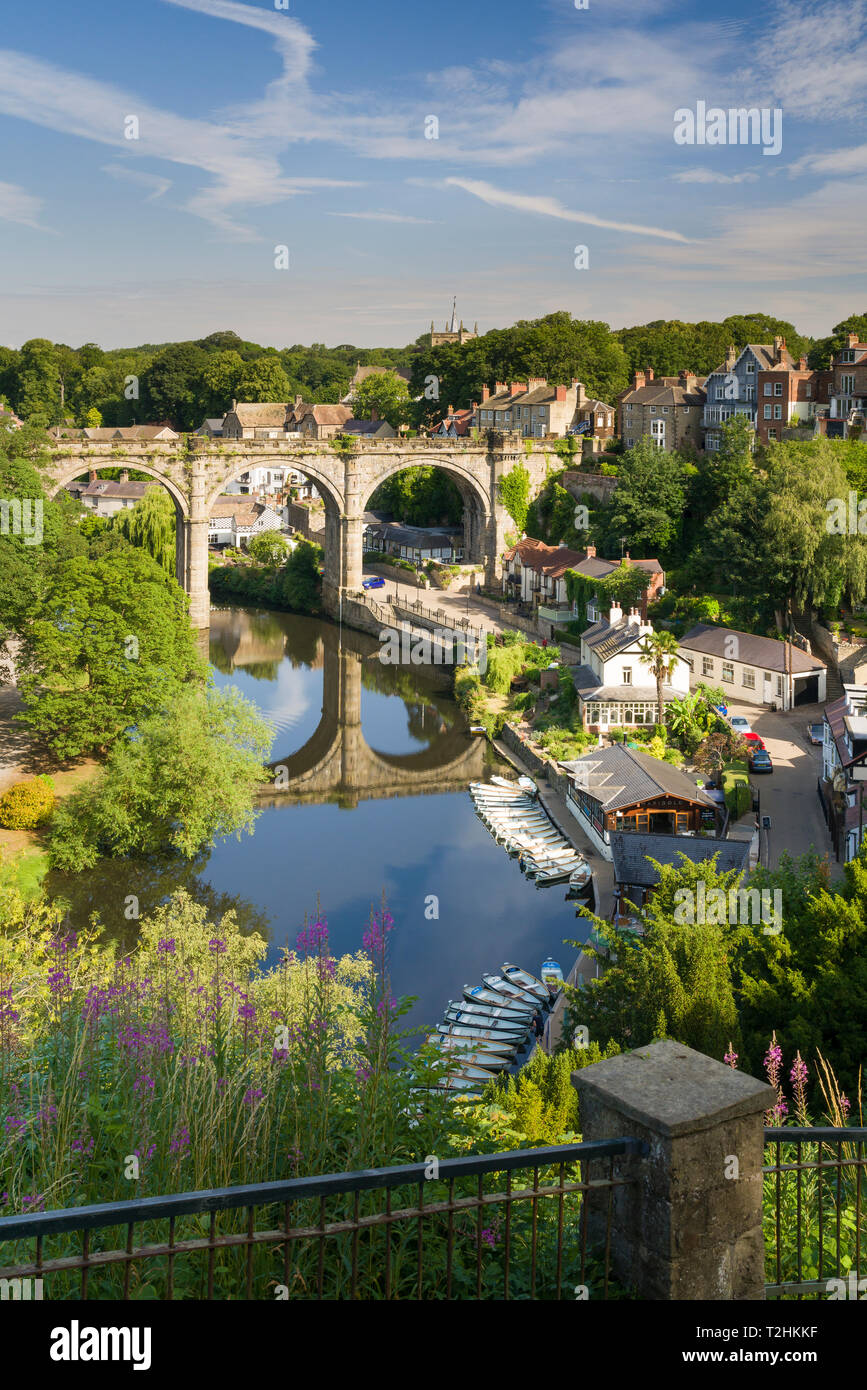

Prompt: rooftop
xmin=610 ymin=832 xmax=750 ymax=888
xmin=680 ymin=623 xmax=825 ymax=675
xmin=560 ymin=744 xmax=716 ymax=813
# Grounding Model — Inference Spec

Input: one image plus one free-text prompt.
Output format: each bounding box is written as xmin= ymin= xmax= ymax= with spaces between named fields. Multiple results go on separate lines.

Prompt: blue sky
xmin=1 ymin=0 xmax=865 ymax=348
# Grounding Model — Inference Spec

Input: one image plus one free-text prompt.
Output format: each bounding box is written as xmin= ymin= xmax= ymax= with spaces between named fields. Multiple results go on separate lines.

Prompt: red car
xmin=740 ymin=731 xmax=766 ymax=750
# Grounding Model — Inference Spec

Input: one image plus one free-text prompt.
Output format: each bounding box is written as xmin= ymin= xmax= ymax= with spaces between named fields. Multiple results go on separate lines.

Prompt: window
xmin=745 ymin=359 xmax=755 ymax=373
xmin=715 ymin=387 xmax=725 ymax=400
xmin=764 ymin=382 xmax=773 ymax=396
xmin=662 ymin=406 xmax=670 ymax=414
xmin=777 ymin=676 xmax=783 ymax=696
xmin=722 ymin=662 xmax=734 ymax=683
xmin=622 ymin=668 xmax=632 ymax=685
xmin=742 ymin=668 xmax=755 ymax=689
xmin=768 ymin=428 xmax=777 ymax=440
xmin=702 ymin=656 xmax=714 ymax=677
xmin=774 ymin=382 xmax=783 ymax=397
xmin=774 ymin=404 xmax=783 ymax=419
xmin=651 ymin=418 xmax=666 ymax=447
xmin=764 ymin=405 xmax=772 ymax=419
xmin=805 ymin=383 xmax=812 ymax=398
xmin=745 ymin=385 xmax=755 ymax=400
xmin=841 ymin=350 xmax=856 ymax=363
xmin=626 ymin=437 xmax=634 ymax=447
xmin=842 ymin=374 xmax=855 ymax=393
xmin=597 ymin=414 xmax=604 ymax=426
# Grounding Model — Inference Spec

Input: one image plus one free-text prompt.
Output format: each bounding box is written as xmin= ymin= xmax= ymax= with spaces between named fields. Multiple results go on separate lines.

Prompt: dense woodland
xmin=3 ymin=311 xmax=866 ymax=433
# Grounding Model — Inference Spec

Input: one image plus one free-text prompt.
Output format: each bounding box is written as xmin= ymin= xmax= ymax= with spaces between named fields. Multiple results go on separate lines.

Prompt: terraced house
xmin=617 ymin=369 xmax=705 ymax=451
xmin=474 ymin=379 xmax=612 ymax=439
xmin=703 ymin=339 xmax=795 ymax=450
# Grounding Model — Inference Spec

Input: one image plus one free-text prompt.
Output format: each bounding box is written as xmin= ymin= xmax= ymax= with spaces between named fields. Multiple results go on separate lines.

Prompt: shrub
xmin=0 ymin=776 xmax=55 ymax=830
xmin=722 ymin=760 xmax=751 ymax=818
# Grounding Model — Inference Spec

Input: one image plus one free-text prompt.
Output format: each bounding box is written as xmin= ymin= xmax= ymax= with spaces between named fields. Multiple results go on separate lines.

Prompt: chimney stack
xmin=774 ymin=335 xmax=786 ymax=363
xmin=572 ymin=380 xmax=587 ymax=405
xmin=495 ymin=381 xmax=506 ymax=395
xmin=584 ymin=543 xmax=596 ymax=558
xmin=554 ymin=385 xmax=567 ymax=402
xmin=633 ymin=370 xmax=646 ymax=389
xmin=608 ymin=600 xmax=623 ymax=627
xmin=481 ymin=384 xmax=490 ymax=402
xmin=509 ymin=382 xmax=526 ymax=397
xmin=725 ymin=344 xmax=737 ymax=369
xmin=848 ymin=333 xmax=859 ymax=348
xmin=119 ymin=468 xmax=129 ymax=483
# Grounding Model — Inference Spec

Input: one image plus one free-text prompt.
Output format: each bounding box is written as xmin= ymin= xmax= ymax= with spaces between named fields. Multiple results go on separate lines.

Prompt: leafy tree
xmin=236 ymin=356 xmax=291 ymax=404
xmin=111 ymin=487 xmax=176 ymax=574
xmin=200 ymin=349 xmax=245 ymax=415
xmin=599 ymin=437 xmax=689 ymax=557
xmin=694 ymin=728 xmax=747 ymax=778
xmin=351 ymin=372 xmax=410 ymax=427
xmin=638 ymin=628 xmax=683 ymax=724
xmin=16 ymin=547 xmax=204 ymax=758
xmin=47 ymin=685 xmax=272 ymax=869
xmin=278 ymin=539 xmax=322 ymax=611
xmin=565 ymin=857 xmax=744 ymax=1059
xmin=248 ymin=530 xmax=289 ymax=567
xmin=141 ymin=342 xmax=210 ymax=429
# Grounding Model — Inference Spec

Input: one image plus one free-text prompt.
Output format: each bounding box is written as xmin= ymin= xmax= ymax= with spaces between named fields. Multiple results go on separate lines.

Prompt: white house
xmin=71 ymin=477 xmax=161 ymax=517
xmin=822 ymin=686 xmax=867 ymax=861
xmin=570 ymin=603 xmax=690 ymax=730
xmin=208 ymin=496 xmax=285 ymax=548
xmin=678 ymin=623 xmax=826 ymax=711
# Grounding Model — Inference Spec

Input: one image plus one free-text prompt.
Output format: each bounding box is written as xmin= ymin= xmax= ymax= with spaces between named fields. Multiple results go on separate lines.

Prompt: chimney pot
xmin=509 ymin=382 xmax=526 ymax=398
xmin=608 ymin=600 xmax=623 ymax=627
xmin=584 ymin=544 xmax=596 ymax=558
xmin=481 ymin=384 xmax=490 ymax=402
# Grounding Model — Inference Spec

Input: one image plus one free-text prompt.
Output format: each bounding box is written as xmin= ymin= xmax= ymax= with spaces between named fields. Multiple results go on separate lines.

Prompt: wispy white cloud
xmin=444 ymin=178 xmax=693 ymax=244
xmin=789 ymin=144 xmax=867 ymax=177
xmin=672 ymin=168 xmax=759 ymax=184
xmin=101 ymin=165 xmax=172 ymax=200
xmin=740 ymin=0 xmax=867 ymax=120
xmin=0 ymin=180 xmax=49 ymax=230
xmin=328 ymin=211 xmax=435 ymax=224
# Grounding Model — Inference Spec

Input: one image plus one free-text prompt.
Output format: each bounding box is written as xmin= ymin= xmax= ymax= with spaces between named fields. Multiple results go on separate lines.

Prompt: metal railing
xmin=764 ymin=1127 xmax=867 ymax=1299
xmin=0 ymin=1140 xmax=644 ymax=1301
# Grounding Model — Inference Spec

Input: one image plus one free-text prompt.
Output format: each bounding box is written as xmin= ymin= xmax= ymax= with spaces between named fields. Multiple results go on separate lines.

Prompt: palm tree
xmin=639 ymin=629 xmax=683 ymax=726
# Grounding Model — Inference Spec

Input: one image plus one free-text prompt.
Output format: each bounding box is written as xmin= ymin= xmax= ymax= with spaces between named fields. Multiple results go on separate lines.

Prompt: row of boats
xmin=426 ymin=961 xmax=563 ymax=1095
xmin=469 ymin=777 xmax=593 ymax=890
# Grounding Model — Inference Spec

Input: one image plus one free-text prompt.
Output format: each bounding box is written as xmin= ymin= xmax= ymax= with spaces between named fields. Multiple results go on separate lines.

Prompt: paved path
xmin=367 ymin=573 xmax=532 ymax=639
xmin=722 ymin=698 xmax=832 ymax=870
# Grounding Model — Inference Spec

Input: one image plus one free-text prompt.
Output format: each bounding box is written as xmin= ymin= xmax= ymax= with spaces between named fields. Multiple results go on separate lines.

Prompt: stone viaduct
xmin=41 ymin=433 xmax=551 ymax=629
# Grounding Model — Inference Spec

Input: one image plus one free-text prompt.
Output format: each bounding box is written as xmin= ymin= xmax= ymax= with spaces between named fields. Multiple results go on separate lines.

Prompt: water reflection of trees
xmin=45 ymin=855 xmax=271 ymax=948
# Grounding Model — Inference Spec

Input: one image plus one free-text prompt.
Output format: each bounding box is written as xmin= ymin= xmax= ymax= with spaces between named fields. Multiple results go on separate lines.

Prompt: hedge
xmin=0 ymin=775 xmax=56 ymax=830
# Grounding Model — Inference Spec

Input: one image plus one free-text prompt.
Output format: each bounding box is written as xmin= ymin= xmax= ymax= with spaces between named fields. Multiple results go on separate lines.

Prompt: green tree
xmin=638 ymin=627 xmax=683 ymax=725
xmin=201 ymin=349 xmax=245 ymax=415
xmin=236 ymin=356 xmax=291 ymax=404
xmin=16 ymin=547 xmax=204 ymax=758
xmin=248 ymin=530 xmax=290 ymax=567
xmin=141 ymin=342 xmax=210 ymax=429
xmin=112 ymin=487 xmax=176 ymax=574
xmin=47 ymin=685 xmax=272 ymax=869
xmin=566 ymin=857 xmax=743 ymax=1060
xmin=600 ymin=438 xmax=689 ymax=557
xmin=351 ymin=372 xmax=410 ymax=427
xmin=278 ymin=540 xmax=322 ymax=611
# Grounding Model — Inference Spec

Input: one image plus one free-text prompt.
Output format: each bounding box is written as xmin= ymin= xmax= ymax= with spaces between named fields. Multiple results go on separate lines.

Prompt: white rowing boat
xmin=501 ymin=963 xmax=550 ymax=1003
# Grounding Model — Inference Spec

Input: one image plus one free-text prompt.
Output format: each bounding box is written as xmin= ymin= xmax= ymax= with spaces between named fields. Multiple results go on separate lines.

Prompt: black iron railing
xmin=0 ymin=1139 xmax=645 ymax=1302
xmin=764 ymin=1127 xmax=867 ymax=1299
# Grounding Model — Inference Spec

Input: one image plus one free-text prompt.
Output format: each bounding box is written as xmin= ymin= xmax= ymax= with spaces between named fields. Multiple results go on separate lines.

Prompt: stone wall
xmin=285 ymin=500 xmax=326 ymax=539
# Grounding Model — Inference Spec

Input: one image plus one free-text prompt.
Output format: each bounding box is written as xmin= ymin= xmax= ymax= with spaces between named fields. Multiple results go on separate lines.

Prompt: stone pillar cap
xmin=572 ymin=1040 xmax=776 ymax=1138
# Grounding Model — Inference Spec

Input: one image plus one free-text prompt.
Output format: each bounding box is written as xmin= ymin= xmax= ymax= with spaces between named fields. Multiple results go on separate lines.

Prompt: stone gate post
xmin=571 ymin=1040 xmax=776 ymax=1300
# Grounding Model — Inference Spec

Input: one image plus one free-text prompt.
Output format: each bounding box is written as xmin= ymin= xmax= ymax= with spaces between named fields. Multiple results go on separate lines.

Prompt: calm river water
xmin=48 ymin=605 xmax=586 ymax=1032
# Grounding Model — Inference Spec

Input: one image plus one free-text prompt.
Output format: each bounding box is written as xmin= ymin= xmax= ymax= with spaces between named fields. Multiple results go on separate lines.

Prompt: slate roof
xmin=209 ymin=497 xmax=279 ymax=526
xmin=80 ymin=480 xmax=155 ymax=500
xmin=300 ymin=405 xmax=353 ymax=427
xmin=560 ymin=744 xmax=716 ymax=813
xmin=581 ymin=617 xmax=647 ymax=660
xmin=619 ymin=377 xmax=707 ymax=408
xmin=680 ymin=624 xmax=825 ymax=674
xmin=610 ymin=832 xmax=749 ymax=888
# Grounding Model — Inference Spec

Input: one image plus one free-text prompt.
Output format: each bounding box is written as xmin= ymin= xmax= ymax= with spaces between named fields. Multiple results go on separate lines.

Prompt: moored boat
xmin=501 ymin=963 xmax=550 ymax=1002
xmin=432 ymin=1028 xmax=517 ymax=1054
xmin=482 ymin=972 xmax=544 ymax=1007
xmin=462 ymin=984 xmax=535 ymax=1012
xmin=541 ymin=959 xmax=565 ymax=988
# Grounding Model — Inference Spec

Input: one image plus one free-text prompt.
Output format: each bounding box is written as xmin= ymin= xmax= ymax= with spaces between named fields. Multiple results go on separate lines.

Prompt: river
xmin=47 ymin=605 xmax=586 ymax=1033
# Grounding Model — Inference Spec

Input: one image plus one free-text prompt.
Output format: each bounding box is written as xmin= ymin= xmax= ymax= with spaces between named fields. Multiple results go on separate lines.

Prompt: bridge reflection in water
xmin=209 ymin=607 xmax=490 ymax=808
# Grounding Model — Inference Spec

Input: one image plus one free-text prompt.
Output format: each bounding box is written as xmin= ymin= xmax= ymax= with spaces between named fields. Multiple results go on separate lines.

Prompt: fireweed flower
xmin=157 ymin=938 xmax=176 ymax=955
xmin=296 ymin=918 xmax=329 ymax=956
xmin=237 ymin=1001 xmax=256 ymax=1022
xmin=243 ymin=1088 xmax=263 ymax=1107
xmin=169 ymin=1126 xmax=191 ymax=1155
xmin=723 ymin=1044 xmax=738 ymax=1069
xmin=790 ymin=1054 xmax=809 ymax=1124
xmin=208 ymin=939 xmax=227 ymax=955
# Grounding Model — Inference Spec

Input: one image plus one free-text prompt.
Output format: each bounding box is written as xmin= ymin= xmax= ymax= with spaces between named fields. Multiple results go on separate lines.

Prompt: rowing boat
xmin=482 ymin=973 xmax=544 ymax=1008
xmin=445 ymin=1001 xmax=531 ymax=1028
xmin=432 ymin=1028 xmax=517 ymax=1054
xmin=501 ymin=963 xmax=550 ymax=1002
xmin=462 ymin=984 xmax=535 ymax=1012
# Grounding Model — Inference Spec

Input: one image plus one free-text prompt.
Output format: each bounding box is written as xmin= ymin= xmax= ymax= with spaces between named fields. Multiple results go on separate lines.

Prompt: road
xmin=723 ymin=698 xmax=832 ymax=869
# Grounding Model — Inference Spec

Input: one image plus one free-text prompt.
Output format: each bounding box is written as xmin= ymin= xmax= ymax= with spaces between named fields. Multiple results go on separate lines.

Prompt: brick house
xmin=222 ymin=402 xmax=289 ymax=440
xmin=823 ymin=333 xmax=867 ymax=440
xmin=617 ymin=369 xmax=706 ymax=451
xmin=755 ymin=358 xmax=831 ymax=446
xmin=295 ymin=404 xmax=354 ymax=440
xmin=474 ymin=380 xmax=608 ymax=439
xmin=501 ymin=539 xmax=663 ymax=620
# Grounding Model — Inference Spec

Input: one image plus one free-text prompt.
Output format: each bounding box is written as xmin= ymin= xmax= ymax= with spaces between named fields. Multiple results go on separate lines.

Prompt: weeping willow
xmin=112 ymin=487 xmax=176 ymax=574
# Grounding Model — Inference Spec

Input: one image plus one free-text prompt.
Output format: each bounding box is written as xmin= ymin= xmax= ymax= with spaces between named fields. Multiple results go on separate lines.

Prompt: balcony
xmin=537 ymin=603 xmax=574 ymax=624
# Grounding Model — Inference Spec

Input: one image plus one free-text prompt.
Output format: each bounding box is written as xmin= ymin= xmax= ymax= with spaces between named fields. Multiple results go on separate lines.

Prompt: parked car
xmin=730 ymin=715 xmax=752 ymax=735
xmin=362 ymin=576 xmax=385 ymax=590
xmin=805 ymin=722 xmax=824 ymax=745
xmin=749 ymin=748 xmax=773 ymax=774
xmin=740 ymin=731 xmax=766 ymax=750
